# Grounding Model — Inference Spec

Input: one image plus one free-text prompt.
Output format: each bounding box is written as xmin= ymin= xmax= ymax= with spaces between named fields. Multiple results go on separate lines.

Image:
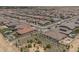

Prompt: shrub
xmin=20 ymin=48 xmax=23 ymax=52
xmin=35 ymin=50 xmax=39 ymax=52
xmin=37 ymin=40 xmax=42 ymax=44
xmin=77 ymin=48 xmax=79 ymax=52
xmin=46 ymin=44 xmax=51 ymax=49
xmin=27 ymin=44 xmax=32 ymax=48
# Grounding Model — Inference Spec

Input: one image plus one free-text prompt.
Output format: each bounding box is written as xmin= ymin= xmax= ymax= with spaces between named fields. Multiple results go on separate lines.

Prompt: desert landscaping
xmin=0 ymin=33 xmax=19 ymax=52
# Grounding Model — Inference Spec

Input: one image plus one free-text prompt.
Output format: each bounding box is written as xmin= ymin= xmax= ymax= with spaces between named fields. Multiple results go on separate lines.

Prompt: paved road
xmin=26 ymin=16 xmax=79 ymax=32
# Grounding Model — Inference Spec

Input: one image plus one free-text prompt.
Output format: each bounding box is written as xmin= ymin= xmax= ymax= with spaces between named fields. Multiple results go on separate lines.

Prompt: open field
xmin=0 ymin=33 xmax=19 ymax=52
xmin=69 ymin=34 xmax=79 ymax=52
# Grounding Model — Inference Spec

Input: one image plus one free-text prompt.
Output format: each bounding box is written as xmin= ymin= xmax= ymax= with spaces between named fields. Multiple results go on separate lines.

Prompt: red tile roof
xmin=16 ymin=24 xmax=35 ymax=34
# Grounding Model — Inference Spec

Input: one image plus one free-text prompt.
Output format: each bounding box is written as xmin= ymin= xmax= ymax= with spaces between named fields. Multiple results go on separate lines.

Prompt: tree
xmin=77 ymin=48 xmax=79 ymax=52
xmin=27 ymin=40 xmax=30 ymax=43
xmin=20 ymin=48 xmax=23 ymax=52
xmin=44 ymin=47 xmax=46 ymax=50
xmin=27 ymin=44 xmax=32 ymax=48
xmin=25 ymin=46 xmax=27 ymax=48
xmin=63 ymin=49 xmax=66 ymax=52
xmin=46 ymin=44 xmax=51 ymax=49
xmin=34 ymin=37 xmax=38 ymax=41
xmin=33 ymin=44 xmax=36 ymax=47
xmin=37 ymin=40 xmax=42 ymax=44
xmin=29 ymin=39 xmax=33 ymax=43
xmin=66 ymin=45 xmax=70 ymax=49
xmin=60 ymin=13 xmax=65 ymax=19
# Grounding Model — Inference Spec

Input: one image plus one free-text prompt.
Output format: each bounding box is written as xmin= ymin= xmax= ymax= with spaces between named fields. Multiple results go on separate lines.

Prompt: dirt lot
xmin=0 ymin=33 xmax=19 ymax=52
xmin=69 ymin=34 xmax=79 ymax=52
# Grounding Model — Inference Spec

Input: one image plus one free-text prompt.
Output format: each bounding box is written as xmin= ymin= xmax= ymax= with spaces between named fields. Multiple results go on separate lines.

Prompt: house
xmin=59 ymin=21 xmax=76 ymax=30
xmin=0 ymin=25 xmax=8 ymax=30
xmin=15 ymin=24 xmax=36 ymax=35
xmin=5 ymin=20 xmax=19 ymax=27
xmin=59 ymin=26 xmax=72 ymax=35
xmin=59 ymin=18 xmax=79 ymax=30
xmin=38 ymin=20 xmax=50 ymax=26
xmin=52 ymin=18 xmax=61 ymax=22
xmin=43 ymin=29 xmax=67 ymax=41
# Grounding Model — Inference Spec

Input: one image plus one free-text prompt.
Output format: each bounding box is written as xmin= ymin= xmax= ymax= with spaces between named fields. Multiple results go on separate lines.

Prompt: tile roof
xmin=15 ymin=24 xmax=35 ymax=34
xmin=43 ymin=29 xmax=67 ymax=40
